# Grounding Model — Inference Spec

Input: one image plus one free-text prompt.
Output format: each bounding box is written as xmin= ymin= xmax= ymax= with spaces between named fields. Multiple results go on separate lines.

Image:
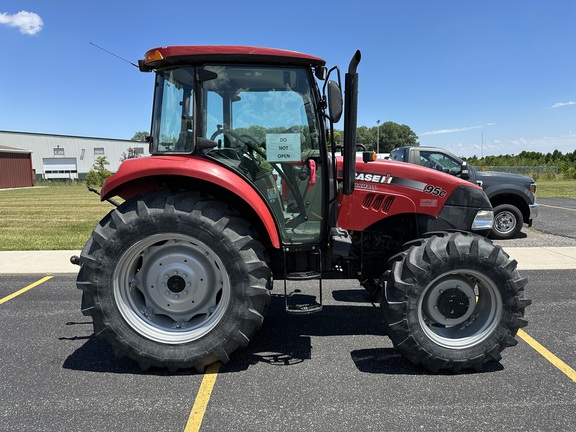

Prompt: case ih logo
xmin=355 ymin=172 xmax=393 ymax=184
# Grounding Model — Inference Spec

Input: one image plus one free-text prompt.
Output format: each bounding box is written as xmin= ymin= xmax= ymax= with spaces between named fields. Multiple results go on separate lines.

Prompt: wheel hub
xmin=129 ymin=240 xmax=223 ymax=322
xmin=495 ymin=211 xmax=516 ymax=233
xmin=114 ymin=234 xmax=231 ymax=344
xmin=437 ymin=288 xmax=470 ymax=319
xmin=167 ymin=275 xmax=186 ymax=293
xmin=422 ymin=275 xmax=476 ymax=326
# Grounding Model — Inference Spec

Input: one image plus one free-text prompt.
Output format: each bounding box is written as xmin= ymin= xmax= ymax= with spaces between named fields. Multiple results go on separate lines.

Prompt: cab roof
xmin=140 ymin=45 xmax=326 ymax=70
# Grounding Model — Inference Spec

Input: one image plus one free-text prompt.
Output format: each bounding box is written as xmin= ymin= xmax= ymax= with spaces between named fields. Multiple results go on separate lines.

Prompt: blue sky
xmin=1 ymin=1 xmax=574 ymax=158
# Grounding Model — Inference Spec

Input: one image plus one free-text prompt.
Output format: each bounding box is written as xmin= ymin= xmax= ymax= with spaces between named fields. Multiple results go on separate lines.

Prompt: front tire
xmin=382 ymin=232 xmax=530 ymax=373
xmin=76 ymin=191 xmax=271 ymax=371
xmin=490 ymin=204 xmax=523 ymax=239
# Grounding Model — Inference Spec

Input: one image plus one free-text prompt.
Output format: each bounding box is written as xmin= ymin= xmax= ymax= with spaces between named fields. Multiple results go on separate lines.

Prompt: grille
xmin=361 ymin=194 xmax=395 ymax=213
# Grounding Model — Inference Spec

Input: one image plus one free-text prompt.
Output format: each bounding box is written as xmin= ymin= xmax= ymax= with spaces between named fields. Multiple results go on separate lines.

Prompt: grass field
xmin=1 ymin=179 xmax=574 ymax=251
xmin=0 ymin=184 xmax=116 ymax=250
xmin=535 ymin=180 xmax=576 ymax=198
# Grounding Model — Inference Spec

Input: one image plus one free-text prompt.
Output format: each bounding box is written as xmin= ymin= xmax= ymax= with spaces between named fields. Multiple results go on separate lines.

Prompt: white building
xmin=0 ymin=130 xmax=149 ymax=180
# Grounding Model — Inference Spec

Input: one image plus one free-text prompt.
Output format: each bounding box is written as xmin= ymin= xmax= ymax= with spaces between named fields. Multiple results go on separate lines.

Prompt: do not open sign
xmin=266 ymin=133 xmax=301 ymax=162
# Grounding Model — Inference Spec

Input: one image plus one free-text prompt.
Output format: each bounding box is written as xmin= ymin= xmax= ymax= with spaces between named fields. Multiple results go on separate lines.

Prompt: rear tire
xmin=382 ymin=232 xmax=530 ymax=373
xmin=76 ymin=191 xmax=271 ymax=371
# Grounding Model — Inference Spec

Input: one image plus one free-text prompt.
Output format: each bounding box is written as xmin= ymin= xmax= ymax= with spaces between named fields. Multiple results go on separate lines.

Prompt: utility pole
xmin=376 ymin=119 xmax=380 ymax=153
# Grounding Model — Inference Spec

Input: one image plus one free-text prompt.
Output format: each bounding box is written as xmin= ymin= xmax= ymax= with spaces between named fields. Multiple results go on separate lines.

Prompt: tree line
xmin=464 ymin=150 xmax=576 ymax=179
xmin=330 ymin=125 xmax=575 ymax=178
xmin=131 ymin=124 xmax=575 ymax=178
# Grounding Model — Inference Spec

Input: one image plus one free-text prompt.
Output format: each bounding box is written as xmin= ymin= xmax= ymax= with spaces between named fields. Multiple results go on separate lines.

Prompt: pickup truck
xmin=390 ymin=146 xmax=539 ymax=239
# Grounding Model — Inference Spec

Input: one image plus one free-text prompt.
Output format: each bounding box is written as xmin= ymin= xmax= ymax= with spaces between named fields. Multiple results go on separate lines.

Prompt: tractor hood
xmin=336 ymin=157 xmax=492 ymax=233
xmin=338 ymin=157 xmax=482 ymax=191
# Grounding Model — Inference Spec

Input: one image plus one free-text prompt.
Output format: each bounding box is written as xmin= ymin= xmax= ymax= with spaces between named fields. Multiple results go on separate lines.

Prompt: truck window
xmin=419 ymin=150 xmax=462 ymax=175
xmin=390 ymin=149 xmax=404 ymax=161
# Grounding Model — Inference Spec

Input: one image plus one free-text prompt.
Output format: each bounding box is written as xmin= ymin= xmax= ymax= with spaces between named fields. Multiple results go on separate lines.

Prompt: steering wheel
xmin=210 ymin=129 xmax=263 ymax=155
xmin=209 ymin=129 xmax=308 ymax=217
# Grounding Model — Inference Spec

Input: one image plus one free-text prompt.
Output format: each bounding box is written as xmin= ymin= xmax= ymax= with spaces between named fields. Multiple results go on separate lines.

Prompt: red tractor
xmin=75 ymin=46 xmax=530 ymax=373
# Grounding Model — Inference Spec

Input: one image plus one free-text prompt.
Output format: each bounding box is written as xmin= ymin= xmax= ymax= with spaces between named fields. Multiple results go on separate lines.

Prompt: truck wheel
xmin=76 ymin=191 xmax=271 ymax=372
xmin=490 ymin=204 xmax=523 ymax=239
xmin=382 ymin=232 xmax=530 ymax=373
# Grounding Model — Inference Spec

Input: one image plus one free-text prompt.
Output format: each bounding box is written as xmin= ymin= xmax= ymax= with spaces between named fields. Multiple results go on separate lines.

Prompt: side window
xmin=390 ymin=150 xmax=403 ymax=161
xmin=420 ymin=151 xmax=461 ymax=174
xmin=206 ymin=91 xmax=223 ymax=141
xmin=152 ymin=68 xmax=194 ymax=153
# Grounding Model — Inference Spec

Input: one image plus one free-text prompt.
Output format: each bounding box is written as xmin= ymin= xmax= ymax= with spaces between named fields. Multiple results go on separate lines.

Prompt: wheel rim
xmin=494 ymin=210 xmax=517 ymax=234
xmin=418 ymin=270 xmax=503 ymax=349
xmin=113 ymin=233 xmax=231 ymax=344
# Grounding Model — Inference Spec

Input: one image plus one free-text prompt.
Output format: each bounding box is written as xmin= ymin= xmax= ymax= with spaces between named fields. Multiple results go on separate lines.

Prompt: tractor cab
xmin=143 ymin=47 xmax=346 ymax=247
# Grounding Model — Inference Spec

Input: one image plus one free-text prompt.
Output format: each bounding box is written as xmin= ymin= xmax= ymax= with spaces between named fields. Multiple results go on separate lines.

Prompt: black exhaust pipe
xmin=342 ymin=50 xmax=361 ymax=195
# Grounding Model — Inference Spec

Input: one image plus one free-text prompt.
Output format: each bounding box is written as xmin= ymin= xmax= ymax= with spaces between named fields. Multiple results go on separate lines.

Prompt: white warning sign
xmin=266 ymin=133 xmax=301 ymax=162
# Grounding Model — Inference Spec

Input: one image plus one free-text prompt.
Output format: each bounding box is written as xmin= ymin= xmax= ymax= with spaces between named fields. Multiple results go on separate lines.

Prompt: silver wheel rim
xmin=113 ymin=233 xmax=231 ymax=344
xmin=495 ymin=210 xmax=517 ymax=234
xmin=418 ymin=270 xmax=503 ymax=349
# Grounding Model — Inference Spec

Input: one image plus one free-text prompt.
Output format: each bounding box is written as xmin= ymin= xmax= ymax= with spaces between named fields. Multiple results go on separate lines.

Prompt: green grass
xmin=0 ymin=179 xmax=574 ymax=251
xmin=0 ymin=183 xmax=116 ymax=251
xmin=535 ymin=180 xmax=576 ymax=198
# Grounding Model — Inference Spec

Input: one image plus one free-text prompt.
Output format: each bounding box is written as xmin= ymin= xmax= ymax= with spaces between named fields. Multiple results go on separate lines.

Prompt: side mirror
xmin=460 ymin=161 xmax=470 ymax=180
xmin=327 ymin=80 xmax=342 ymax=123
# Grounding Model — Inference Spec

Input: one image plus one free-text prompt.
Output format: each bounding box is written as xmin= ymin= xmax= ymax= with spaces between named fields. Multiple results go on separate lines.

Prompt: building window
xmin=94 ymin=147 xmax=105 ymax=155
xmin=53 ymin=147 xmax=65 ymax=156
xmin=133 ymin=147 xmax=145 ymax=155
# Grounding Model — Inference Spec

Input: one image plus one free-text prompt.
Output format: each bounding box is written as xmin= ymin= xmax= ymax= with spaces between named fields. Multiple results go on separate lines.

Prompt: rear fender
xmin=100 ymin=156 xmax=281 ymax=248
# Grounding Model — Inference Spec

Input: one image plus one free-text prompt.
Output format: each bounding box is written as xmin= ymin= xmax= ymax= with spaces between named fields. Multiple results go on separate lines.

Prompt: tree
xmin=377 ymin=121 xmax=419 ymax=153
xmin=120 ymin=148 xmax=142 ymax=161
xmin=334 ymin=121 xmax=419 ymax=152
xmin=131 ymin=131 xmax=149 ymax=142
xmin=85 ymin=156 xmax=112 ymax=187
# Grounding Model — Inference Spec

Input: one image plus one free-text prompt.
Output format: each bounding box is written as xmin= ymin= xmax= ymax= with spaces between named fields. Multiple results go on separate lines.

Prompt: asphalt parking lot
xmin=1 ymin=198 xmax=575 ymax=432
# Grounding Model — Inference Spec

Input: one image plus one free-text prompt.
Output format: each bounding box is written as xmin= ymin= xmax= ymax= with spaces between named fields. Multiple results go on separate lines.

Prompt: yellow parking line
xmin=538 ymin=204 xmax=576 ymax=212
xmin=184 ymin=362 xmax=221 ymax=432
xmin=518 ymin=329 xmax=576 ymax=382
xmin=0 ymin=276 xmax=53 ymax=305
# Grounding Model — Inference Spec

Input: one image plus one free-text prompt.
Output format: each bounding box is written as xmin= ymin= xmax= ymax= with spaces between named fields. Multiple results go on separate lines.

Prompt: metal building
xmin=0 ymin=145 xmax=34 ymax=188
xmin=0 ymin=130 xmax=149 ymax=180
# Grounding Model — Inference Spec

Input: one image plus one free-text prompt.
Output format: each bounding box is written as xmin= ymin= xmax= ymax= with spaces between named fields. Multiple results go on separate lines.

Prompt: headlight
xmin=472 ymin=210 xmax=494 ymax=230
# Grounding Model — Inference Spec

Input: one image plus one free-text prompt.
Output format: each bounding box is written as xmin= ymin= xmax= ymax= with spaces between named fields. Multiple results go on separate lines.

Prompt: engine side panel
xmin=337 ymin=158 xmax=486 ymax=232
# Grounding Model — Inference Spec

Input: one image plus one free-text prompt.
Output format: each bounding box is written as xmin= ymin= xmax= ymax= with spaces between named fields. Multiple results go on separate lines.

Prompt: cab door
xmin=200 ymin=64 xmax=326 ymax=245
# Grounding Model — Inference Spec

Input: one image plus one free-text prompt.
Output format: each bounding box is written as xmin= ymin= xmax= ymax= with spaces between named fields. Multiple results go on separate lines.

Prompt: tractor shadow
xmin=61 ymin=288 xmax=502 ymax=375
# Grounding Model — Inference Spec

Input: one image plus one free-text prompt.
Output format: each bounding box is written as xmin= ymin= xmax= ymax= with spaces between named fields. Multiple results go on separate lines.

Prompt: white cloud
xmin=452 ymin=132 xmax=576 ymax=158
xmin=0 ymin=11 xmax=43 ymax=35
xmin=549 ymin=101 xmax=576 ymax=109
xmin=419 ymin=123 xmax=494 ymax=137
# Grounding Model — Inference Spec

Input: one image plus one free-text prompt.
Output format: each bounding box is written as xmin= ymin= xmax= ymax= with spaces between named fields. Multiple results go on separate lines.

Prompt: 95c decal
xmin=424 ymin=184 xmax=447 ymax=198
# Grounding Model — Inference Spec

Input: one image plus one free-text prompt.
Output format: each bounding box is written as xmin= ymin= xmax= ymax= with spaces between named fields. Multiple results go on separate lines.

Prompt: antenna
xmin=89 ymin=42 xmax=138 ymax=68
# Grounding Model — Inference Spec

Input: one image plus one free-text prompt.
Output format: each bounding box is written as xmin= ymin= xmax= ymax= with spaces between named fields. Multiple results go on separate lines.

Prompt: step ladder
xmin=282 ymin=246 xmax=323 ymax=314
